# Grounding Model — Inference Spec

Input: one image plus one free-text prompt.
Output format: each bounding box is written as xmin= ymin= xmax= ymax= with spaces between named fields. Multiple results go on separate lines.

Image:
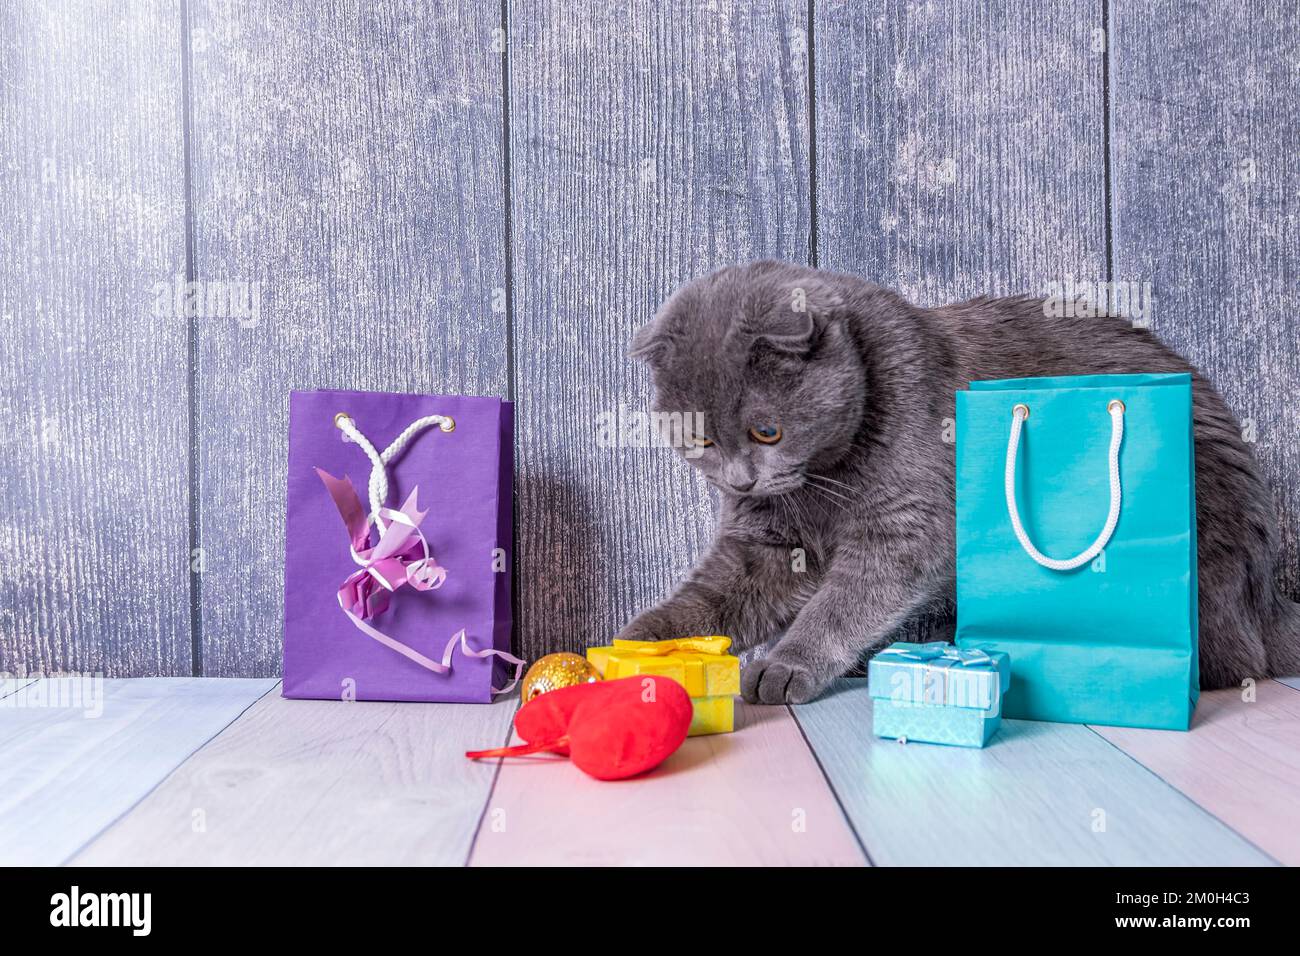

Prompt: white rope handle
xmin=1004 ymin=399 xmax=1125 ymax=571
xmin=334 ymin=412 xmax=454 ymax=532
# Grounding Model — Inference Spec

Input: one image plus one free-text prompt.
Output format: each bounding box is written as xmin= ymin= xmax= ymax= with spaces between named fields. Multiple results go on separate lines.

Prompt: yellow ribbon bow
xmin=597 ymin=636 xmax=736 ymax=697
xmin=610 ymin=636 xmax=733 ymax=656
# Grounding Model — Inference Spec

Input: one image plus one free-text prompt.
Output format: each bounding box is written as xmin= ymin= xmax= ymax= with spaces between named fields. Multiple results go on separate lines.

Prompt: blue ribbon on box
xmin=868 ymin=642 xmax=1010 ymax=712
xmin=876 ymin=643 xmax=997 ymax=667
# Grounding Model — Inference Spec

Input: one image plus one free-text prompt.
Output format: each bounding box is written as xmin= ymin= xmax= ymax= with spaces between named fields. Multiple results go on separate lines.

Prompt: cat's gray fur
xmin=620 ymin=260 xmax=1300 ymax=704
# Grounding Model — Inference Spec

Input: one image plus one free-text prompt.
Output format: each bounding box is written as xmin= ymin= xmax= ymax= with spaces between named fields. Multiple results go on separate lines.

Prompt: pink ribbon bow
xmin=317 ymin=468 xmax=447 ymax=619
xmin=316 ymin=468 xmax=524 ymax=692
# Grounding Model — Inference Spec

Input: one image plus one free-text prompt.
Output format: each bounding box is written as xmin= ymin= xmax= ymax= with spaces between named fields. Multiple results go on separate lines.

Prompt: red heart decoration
xmin=466 ymin=675 xmax=693 ymax=780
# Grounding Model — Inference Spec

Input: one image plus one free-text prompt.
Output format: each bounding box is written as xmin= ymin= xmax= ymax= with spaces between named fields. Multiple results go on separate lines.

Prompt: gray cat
xmin=619 ymin=260 xmax=1300 ymax=704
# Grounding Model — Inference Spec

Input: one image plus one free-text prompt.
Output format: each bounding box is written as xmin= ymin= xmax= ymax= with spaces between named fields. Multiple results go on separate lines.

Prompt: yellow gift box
xmin=586 ymin=636 xmax=740 ymax=736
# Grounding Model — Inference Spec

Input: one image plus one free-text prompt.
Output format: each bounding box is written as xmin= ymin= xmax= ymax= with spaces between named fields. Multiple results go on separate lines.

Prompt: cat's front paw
xmin=741 ymin=653 xmax=826 ymax=704
xmin=614 ymin=610 xmax=677 ymax=644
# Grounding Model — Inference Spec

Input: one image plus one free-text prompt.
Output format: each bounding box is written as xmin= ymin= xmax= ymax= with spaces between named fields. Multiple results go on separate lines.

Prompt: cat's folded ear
xmin=629 ymin=313 xmax=672 ymax=364
xmin=734 ymin=281 xmax=843 ymax=356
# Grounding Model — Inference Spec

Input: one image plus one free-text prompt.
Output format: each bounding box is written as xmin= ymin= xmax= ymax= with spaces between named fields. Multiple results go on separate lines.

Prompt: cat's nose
xmin=728 ymin=477 xmax=756 ymax=493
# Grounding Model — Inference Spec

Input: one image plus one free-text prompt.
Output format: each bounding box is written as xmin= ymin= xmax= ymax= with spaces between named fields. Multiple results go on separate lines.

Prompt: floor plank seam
xmin=1081 ymin=721 xmax=1282 ymax=866
xmin=463 ymin=698 xmax=518 ymax=867
xmin=0 ymin=678 xmax=38 ymax=702
xmin=786 ymin=703 xmax=874 ymax=866
xmin=62 ymin=679 xmax=283 ymax=866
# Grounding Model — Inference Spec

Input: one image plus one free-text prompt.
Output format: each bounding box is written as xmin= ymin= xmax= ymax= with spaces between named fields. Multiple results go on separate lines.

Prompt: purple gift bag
xmin=283 ymin=390 xmax=520 ymax=703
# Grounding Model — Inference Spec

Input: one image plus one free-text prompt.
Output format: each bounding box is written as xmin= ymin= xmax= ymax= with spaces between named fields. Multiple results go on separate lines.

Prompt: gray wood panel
xmin=188 ymin=1 xmax=510 ymax=674
xmin=3 ymin=1 xmax=1295 ymax=678
xmin=1110 ymin=0 xmax=1300 ymax=596
xmin=813 ymin=0 xmax=1107 ymax=645
xmin=0 ymin=1 xmax=190 ymax=675
xmin=509 ymin=0 xmax=813 ymax=661
xmin=814 ymin=0 xmax=1108 ymax=299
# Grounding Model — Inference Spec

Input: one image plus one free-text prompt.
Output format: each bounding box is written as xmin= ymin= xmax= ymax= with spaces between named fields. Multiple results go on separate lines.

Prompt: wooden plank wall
xmin=1109 ymin=0 xmax=1300 ymax=597
xmin=2 ymin=1 xmax=1296 ymax=676
xmin=510 ymin=0 xmax=811 ymax=656
xmin=187 ymin=0 xmax=510 ymax=675
xmin=0 ymin=1 xmax=190 ymax=676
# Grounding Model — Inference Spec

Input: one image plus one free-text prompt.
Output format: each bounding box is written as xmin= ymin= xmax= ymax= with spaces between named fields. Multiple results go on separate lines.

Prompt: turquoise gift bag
xmin=954 ymin=373 xmax=1198 ymax=730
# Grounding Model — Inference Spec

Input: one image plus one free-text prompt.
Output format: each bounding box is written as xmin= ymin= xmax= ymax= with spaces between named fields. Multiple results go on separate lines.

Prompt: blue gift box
xmin=867 ymin=642 xmax=1011 ymax=748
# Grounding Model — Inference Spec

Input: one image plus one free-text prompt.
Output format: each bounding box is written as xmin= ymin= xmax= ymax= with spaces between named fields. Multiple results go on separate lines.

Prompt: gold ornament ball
xmin=521 ymin=652 xmax=601 ymax=703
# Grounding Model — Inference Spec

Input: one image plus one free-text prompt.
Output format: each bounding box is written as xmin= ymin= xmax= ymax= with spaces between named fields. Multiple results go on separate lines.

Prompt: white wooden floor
xmin=2 ymin=677 xmax=1297 ymax=866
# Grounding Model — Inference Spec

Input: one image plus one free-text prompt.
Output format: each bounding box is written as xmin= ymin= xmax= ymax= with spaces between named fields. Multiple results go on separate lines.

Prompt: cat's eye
xmin=749 ymin=425 xmax=782 ymax=445
xmin=687 ymin=434 xmax=714 ymax=448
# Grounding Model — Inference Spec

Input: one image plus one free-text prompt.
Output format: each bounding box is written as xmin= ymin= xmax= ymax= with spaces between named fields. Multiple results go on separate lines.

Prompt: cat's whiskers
xmin=792 ymin=476 xmax=861 ymax=520
xmin=804 ymin=472 xmax=868 ymax=507
xmin=776 ymin=488 xmax=816 ymax=531
xmin=803 ymin=480 xmax=853 ymax=507
xmin=804 ymin=487 xmax=854 ymax=518
xmin=806 ymin=473 xmax=857 ymax=495
xmin=808 ymin=471 xmax=852 ymax=489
